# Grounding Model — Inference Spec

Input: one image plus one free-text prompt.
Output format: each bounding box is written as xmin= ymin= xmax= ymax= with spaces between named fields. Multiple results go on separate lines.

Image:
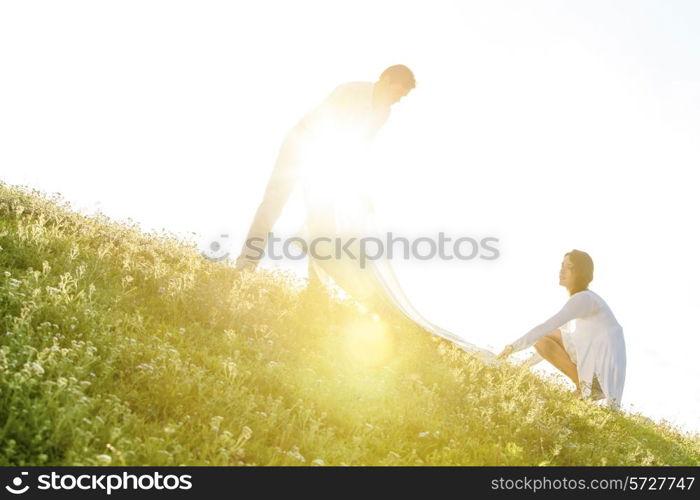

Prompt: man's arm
xmin=235 ymin=131 xmax=301 ymax=270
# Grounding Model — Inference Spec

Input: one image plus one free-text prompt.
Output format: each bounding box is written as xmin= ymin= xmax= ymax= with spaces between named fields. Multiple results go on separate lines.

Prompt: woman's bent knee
xmin=534 ymin=339 xmax=550 ymax=356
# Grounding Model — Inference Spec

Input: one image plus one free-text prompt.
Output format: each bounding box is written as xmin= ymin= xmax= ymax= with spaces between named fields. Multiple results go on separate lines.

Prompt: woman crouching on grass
xmin=497 ymin=250 xmax=627 ymax=410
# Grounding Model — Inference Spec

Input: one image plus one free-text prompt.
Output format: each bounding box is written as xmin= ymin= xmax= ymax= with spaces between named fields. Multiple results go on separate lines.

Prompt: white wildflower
xmin=223 ymin=360 xmax=237 ymax=379
xmin=136 ymin=363 xmax=154 ymax=372
xmin=240 ymin=426 xmax=253 ymax=441
xmin=210 ymin=416 xmax=224 ymax=433
xmin=285 ymin=449 xmax=306 ymax=463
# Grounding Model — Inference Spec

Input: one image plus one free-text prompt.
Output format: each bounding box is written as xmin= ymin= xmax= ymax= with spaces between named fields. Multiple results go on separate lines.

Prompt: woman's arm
xmin=507 ymin=291 xmax=597 ymax=354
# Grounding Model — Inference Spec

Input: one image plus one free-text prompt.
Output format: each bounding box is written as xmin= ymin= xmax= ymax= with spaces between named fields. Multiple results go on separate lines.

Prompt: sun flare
xmin=343 ymin=315 xmax=395 ymax=368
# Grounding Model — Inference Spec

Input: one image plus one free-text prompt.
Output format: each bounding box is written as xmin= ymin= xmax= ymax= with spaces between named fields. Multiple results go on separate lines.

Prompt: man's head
xmin=373 ymin=64 xmax=416 ymax=107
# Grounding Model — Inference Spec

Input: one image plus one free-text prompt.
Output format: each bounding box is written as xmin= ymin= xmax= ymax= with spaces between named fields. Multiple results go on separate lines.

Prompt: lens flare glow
xmin=343 ymin=315 xmax=395 ymax=368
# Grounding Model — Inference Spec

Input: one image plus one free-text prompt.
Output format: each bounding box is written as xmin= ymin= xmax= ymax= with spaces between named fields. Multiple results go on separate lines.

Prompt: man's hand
xmin=235 ymin=256 xmax=258 ymax=272
xmin=496 ymin=344 xmax=514 ymax=360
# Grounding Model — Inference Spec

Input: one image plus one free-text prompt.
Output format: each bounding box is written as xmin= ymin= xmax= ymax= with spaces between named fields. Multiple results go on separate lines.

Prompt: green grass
xmin=0 ymin=180 xmax=698 ymax=466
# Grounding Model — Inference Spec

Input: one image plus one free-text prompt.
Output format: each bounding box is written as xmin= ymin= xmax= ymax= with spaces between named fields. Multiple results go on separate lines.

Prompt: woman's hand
xmin=496 ymin=344 xmax=514 ymax=360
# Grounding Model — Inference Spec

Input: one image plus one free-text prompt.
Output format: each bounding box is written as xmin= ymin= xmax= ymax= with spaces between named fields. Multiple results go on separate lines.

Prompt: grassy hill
xmin=0 ymin=181 xmax=698 ymax=466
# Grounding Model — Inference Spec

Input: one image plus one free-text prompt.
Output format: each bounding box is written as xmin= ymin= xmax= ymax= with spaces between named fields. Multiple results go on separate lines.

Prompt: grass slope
xmin=0 ymin=181 xmax=698 ymax=466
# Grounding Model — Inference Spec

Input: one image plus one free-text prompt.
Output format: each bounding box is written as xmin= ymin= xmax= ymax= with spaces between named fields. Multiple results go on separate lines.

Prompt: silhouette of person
xmin=235 ymin=65 xmax=416 ymax=272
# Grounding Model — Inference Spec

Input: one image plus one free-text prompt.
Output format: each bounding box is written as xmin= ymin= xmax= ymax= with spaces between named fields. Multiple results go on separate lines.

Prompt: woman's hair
xmin=565 ymin=249 xmax=594 ymax=295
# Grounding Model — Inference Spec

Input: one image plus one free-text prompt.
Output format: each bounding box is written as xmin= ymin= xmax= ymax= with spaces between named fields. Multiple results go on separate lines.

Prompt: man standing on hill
xmin=235 ymin=65 xmax=416 ymax=272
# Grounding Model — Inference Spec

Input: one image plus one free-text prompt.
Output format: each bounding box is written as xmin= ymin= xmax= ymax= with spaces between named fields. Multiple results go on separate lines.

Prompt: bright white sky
xmin=2 ymin=1 xmax=699 ymax=434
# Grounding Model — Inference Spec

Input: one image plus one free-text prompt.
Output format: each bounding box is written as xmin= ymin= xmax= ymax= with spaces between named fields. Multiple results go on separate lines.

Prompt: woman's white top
xmin=510 ymin=289 xmax=626 ymax=409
